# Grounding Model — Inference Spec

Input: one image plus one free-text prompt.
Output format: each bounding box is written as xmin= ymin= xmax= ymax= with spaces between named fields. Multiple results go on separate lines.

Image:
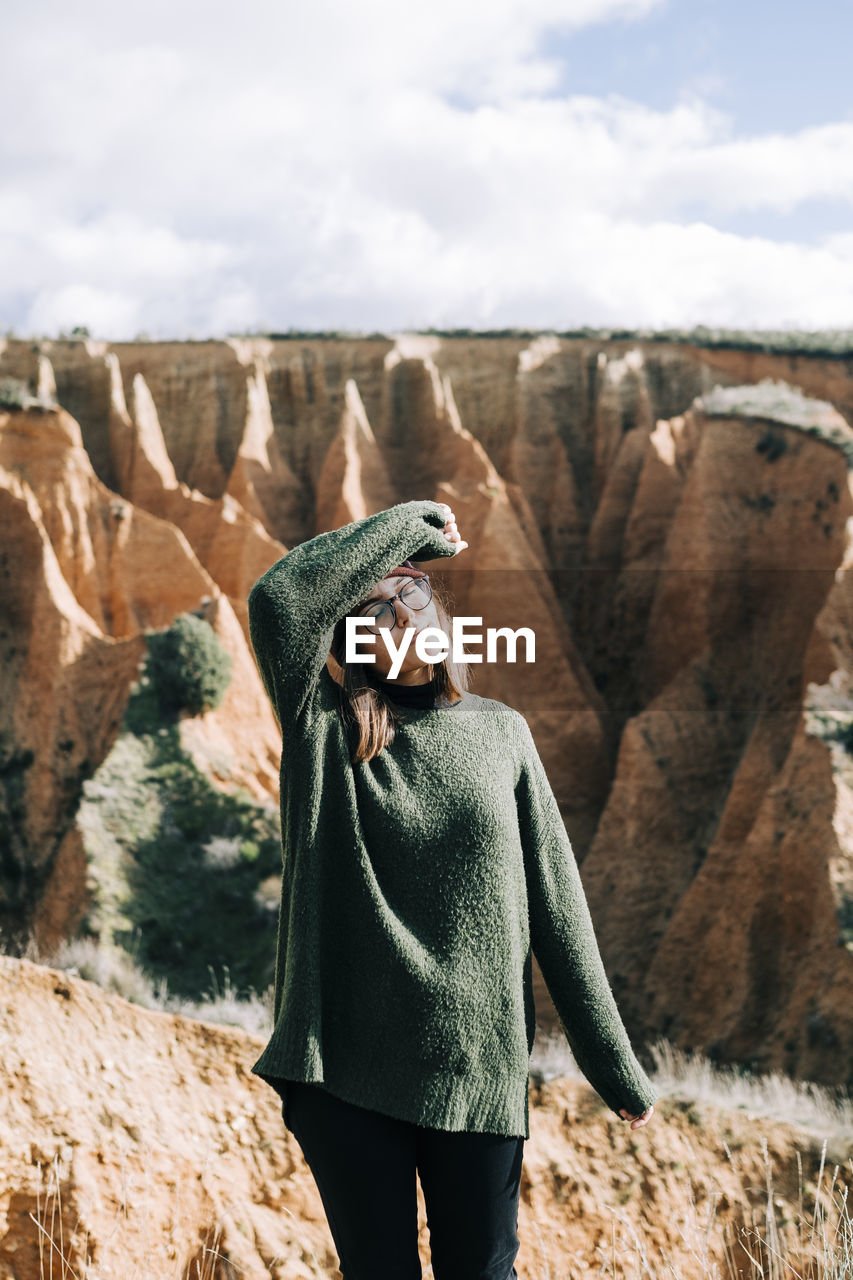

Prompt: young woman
xmin=247 ymin=498 xmax=657 ymax=1280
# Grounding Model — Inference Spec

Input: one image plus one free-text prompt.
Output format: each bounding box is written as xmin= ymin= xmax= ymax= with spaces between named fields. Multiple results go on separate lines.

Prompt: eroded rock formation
xmin=0 ymin=393 xmax=282 ymax=952
xmin=2 ymin=333 xmax=853 ymax=1095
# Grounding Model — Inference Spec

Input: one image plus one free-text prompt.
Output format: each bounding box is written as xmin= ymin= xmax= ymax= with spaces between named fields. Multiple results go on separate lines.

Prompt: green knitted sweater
xmin=247 ymin=499 xmax=659 ymax=1138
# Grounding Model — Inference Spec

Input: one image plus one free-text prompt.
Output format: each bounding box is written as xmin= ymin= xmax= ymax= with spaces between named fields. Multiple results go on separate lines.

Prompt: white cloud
xmin=288 ymin=208 xmax=853 ymax=332
xmin=27 ymin=284 xmax=141 ymax=339
xmin=2 ymin=0 xmax=852 ymax=336
xmin=649 ymin=120 xmax=853 ymax=216
xmin=41 ymin=214 xmax=234 ymax=281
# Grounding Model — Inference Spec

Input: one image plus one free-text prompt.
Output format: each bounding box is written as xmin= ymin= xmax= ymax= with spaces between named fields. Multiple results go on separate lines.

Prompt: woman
xmin=247 ymin=498 xmax=657 ymax=1280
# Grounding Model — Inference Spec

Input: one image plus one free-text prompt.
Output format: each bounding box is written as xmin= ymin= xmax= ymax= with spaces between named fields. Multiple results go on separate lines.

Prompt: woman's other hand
xmin=618 ymin=1105 xmax=654 ymax=1130
xmin=434 ymin=501 xmax=468 ymax=554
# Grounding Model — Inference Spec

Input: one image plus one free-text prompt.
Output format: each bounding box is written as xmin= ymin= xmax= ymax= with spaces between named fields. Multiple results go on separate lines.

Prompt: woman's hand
xmin=619 ymin=1105 xmax=654 ymax=1130
xmin=434 ymin=501 xmax=468 ymax=554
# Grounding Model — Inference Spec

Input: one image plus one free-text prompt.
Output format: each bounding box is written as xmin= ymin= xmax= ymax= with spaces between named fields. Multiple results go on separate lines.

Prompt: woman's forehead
xmin=354 ymin=575 xmax=409 ymax=609
xmin=370 ymin=574 xmax=410 ymax=593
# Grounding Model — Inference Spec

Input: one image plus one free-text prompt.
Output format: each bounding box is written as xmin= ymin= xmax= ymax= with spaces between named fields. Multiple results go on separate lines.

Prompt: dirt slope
xmin=1 ymin=956 xmax=849 ymax=1280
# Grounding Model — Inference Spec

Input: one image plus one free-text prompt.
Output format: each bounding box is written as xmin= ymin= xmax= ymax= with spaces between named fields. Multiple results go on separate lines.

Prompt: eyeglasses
xmin=354 ymin=578 xmax=433 ymax=630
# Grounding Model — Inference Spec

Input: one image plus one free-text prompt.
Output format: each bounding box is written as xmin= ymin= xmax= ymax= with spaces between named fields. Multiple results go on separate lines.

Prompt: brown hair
xmin=329 ymin=572 xmax=470 ymax=763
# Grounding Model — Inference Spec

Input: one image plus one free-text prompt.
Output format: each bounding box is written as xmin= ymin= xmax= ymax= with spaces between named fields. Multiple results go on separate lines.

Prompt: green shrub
xmin=145 ymin=613 xmax=232 ymax=717
xmin=0 ymin=376 xmax=55 ymax=410
xmin=116 ymin=752 xmax=281 ymax=997
xmin=78 ymin=693 xmax=281 ymax=1002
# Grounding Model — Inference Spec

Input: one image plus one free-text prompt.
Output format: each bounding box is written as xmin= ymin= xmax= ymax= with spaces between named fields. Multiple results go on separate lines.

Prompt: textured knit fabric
xmin=247 ymin=499 xmax=659 ymax=1138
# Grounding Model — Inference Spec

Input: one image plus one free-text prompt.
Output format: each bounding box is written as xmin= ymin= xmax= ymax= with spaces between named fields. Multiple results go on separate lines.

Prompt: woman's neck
xmin=377 ymin=671 xmax=437 ymax=708
xmin=378 ymin=670 xmax=434 ymax=687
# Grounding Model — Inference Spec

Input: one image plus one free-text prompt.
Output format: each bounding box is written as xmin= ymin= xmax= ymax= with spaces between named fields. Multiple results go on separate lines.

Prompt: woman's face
xmin=352 ymin=574 xmax=445 ymax=680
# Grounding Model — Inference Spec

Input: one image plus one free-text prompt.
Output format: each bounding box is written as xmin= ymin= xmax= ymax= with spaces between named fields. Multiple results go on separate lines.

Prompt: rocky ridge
xmin=2 ymin=334 xmax=853 ymax=1095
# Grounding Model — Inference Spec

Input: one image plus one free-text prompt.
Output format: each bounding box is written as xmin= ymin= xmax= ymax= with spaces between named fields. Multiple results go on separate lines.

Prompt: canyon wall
xmin=2 ymin=333 xmax=853 ymax=1092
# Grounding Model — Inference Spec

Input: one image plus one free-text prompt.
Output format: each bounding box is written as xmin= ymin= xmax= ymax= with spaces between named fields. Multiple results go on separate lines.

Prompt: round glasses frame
xmin=355 ymin=578 xmax=433 ymax=629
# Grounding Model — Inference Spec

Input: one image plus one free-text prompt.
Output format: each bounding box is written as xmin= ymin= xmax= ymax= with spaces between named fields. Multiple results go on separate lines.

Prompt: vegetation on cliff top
xmin=10 ymin=325 xmax=853 ymax=359
xmin=0 ymin=375 xmax=56 ymax=411
xmin=255 ymin=324 xmax=853 ymax=359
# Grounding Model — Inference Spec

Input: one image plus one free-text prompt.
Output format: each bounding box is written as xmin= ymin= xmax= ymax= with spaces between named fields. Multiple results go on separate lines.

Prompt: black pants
xmin=284 ymin=1080 xmax=525 ymax=1280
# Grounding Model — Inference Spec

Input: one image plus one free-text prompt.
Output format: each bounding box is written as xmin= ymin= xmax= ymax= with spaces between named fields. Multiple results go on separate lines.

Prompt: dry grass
xmin=44 ymin=936 xmax=275 ymax=1038
xmin=530 ymin=1029 xmax=853 ymax=1149
xmin=28 ymin=1153 xmax=242 ymax=1280
xmin=589 ymin=1139 xmax=853 ymax=1280
xmin=28 ymin=1156 xmax=229 ymax=1280
xmin=27 ymin=1138 xmax=852 ymax=1280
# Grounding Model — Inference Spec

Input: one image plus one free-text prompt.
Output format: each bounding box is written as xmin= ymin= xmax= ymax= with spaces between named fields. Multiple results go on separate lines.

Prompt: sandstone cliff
xmin=2 ymin=334 xmax=853 ymax=1099
xmin=0 ymin=394 xmax=282 ymax=954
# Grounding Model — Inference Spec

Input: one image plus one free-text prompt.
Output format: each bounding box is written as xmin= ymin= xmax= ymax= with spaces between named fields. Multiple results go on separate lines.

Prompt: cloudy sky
xmin=2 ymin=0 xmax=851 ymax=338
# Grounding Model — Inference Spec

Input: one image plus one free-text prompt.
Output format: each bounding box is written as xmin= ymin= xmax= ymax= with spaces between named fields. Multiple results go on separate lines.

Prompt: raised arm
xmin=248 ymin=499 xmax=458 ymax=726
xmin=514 ymin=717 xmax=658 ymax=1120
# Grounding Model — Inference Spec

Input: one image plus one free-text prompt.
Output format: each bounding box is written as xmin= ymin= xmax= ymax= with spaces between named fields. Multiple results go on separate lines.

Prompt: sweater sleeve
xmin=247 ymin=499 xmax=458 ymax=726
xmin=514 ymin=716 xmax=659 ymax=1119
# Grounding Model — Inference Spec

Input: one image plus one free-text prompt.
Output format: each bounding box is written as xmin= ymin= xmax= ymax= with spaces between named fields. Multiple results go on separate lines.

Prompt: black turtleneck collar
xmin=378 ymin=675 xmax=438 ymax=709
